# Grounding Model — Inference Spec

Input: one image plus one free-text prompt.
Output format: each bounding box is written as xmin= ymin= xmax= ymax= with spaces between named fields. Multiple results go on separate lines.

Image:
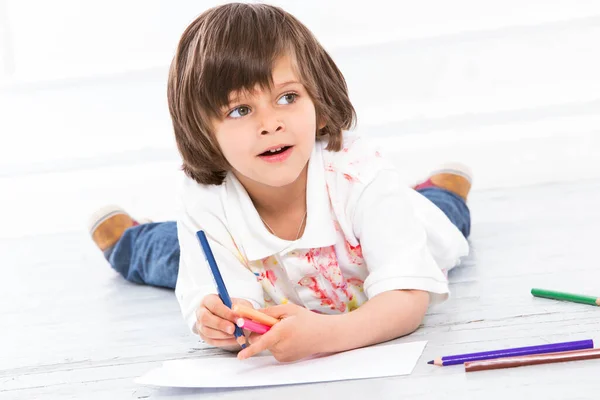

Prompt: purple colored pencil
xmin=428 ymin=339 xmax=594 ymax=366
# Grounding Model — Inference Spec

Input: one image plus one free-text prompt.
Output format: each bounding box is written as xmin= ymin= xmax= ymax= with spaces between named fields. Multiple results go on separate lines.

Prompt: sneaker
xmin=413 ymin=162 xmax=473 ymax=201
xmin=88 ymin=205 xmax=140 ymax=252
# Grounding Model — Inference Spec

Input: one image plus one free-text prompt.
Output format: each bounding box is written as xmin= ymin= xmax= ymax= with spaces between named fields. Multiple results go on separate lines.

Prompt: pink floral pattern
xmin=244 ymin=137 xmax=382 ymax=314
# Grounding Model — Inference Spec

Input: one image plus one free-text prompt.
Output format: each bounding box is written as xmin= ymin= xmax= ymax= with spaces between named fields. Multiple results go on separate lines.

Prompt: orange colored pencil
xmin=232 ymin=304 xmax=279 ymax=327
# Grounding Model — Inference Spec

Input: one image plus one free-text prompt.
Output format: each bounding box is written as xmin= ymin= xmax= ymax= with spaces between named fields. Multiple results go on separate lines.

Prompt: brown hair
xmin=167 ymin=3 xmax=356 ymax=185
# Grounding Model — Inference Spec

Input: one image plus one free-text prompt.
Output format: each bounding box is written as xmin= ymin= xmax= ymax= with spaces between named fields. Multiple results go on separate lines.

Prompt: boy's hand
xmin=195 ymin=295 xmax=252 ymax=348
xmin=237 ymin=303 xmax=331 ymax=362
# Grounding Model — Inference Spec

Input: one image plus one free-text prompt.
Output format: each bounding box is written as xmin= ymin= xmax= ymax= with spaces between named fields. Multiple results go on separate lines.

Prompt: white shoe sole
xmin=87 ymin=205 xmax=130 ymax=236
xmin=430 ymin=162 xmax=473 ymax=184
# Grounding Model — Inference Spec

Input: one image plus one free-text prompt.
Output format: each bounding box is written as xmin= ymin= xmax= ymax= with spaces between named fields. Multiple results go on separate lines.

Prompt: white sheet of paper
xmin=135 ymin=341 xmax=427 ymax=388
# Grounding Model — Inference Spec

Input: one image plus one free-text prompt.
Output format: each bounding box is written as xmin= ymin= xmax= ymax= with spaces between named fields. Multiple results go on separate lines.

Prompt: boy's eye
xmin=228 ymin=106 xmax=250 ymax=118
xmin=277 ymin=93 xmax=297 ymax=105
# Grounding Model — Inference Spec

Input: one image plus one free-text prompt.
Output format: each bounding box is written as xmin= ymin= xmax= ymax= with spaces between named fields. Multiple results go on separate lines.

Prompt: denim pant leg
xmin=416 ymin=187 xmax=471 ymax=238
xmin=106 ymin=222 xmax=180 ymax=289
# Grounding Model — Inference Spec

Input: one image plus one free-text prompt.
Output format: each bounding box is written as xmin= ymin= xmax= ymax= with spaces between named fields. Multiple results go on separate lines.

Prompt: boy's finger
xmin=202 ymin=336 xmax=243 ymax=348
xmin=204 ymin=296 xmax=238 ymax=322
xmin=246 ymin=331 xmax=262 ymax=344
xmin=231 ymin=298 xmax=253 ymax=308
xmin=198 ymin=325 xmax=235 ymax=340
xmin=197 ymin=308 xmax=236 ymax=334
xmin=237 ymin=330 xmax=280 ymax=360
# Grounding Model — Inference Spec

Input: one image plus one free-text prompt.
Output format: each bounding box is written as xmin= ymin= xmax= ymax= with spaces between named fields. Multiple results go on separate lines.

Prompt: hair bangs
xmin=197 ymin=4 xmax=295 ymax=117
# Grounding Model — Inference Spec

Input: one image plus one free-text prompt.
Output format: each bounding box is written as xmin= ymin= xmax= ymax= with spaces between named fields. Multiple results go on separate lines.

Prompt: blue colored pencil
xmin=196 ymin=230 xmax=247 ymax=349
xmin=428 ymin=339 xmax=594 ymax=366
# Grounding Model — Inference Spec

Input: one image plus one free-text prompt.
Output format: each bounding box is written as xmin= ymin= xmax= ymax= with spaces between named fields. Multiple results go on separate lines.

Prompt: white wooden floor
xmin=2 ymin=178 xmax=600 ymax=400
xmin=2 ymin=2 xmax=600 ymax=398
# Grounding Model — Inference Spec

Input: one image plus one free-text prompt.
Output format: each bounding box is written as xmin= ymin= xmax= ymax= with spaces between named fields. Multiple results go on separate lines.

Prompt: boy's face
xmin=212 ymin=56 xmax=319 ymax=189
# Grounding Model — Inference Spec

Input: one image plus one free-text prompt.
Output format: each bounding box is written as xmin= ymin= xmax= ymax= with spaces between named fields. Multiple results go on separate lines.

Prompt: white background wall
xmin=1 ymin=0 xmax=600 ymax=237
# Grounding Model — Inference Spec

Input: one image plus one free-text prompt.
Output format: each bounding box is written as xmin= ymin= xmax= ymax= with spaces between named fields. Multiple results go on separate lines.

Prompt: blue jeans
xmin=106 ymin=187 xmax=470 ymax=289
xmin=106 ymin=222 xmax=179 ymax=289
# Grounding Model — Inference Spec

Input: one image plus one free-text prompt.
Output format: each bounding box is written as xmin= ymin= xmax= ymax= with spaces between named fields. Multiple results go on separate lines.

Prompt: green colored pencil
xmin=531 ymin=288 xmax=600 ymax=306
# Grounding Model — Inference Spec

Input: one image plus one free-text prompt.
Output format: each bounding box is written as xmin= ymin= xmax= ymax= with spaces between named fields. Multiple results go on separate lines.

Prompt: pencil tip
xmin=236 ymin=335 xmax=247 ymax=349
xmin=427 ymin=360 xmax=433 ymax=364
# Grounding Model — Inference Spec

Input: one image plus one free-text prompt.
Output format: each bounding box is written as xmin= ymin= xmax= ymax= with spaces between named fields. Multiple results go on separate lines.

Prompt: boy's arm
xmin=237 ymin=289 xmax=429 ymax=361
xmin=321 ymin=289 xmax=429 ymax=353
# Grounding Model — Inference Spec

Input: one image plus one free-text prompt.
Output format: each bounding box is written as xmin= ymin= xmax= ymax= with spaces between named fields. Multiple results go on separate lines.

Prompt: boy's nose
xmin=260 ymin=124 xmax=283 ymax=135
xmin=259 ymin=114 xmax=285 ymax=135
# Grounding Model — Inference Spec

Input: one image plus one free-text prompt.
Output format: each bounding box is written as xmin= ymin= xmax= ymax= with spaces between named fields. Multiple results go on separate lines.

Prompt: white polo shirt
xmin=175 ymin=134 xmax=469 ymax=330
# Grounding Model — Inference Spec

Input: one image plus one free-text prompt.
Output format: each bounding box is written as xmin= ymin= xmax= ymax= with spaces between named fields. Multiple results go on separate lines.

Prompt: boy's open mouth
xmin=259 ymin=146 xmax=292 ymax=157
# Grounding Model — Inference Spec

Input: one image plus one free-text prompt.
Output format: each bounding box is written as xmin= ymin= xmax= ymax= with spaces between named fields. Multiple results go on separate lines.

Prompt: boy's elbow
xmin=404 ymin=289 xmax=430 ymax=332
xmin=412 ymin=289 xmax=431 ymax=312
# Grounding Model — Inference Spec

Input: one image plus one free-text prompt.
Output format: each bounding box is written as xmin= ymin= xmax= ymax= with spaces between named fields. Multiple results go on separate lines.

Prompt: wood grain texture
xmin=2 ymin=179 xmax=600 ymax=399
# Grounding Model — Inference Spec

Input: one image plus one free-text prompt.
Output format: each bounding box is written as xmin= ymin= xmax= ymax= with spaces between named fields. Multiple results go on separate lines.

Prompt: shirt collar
xmin=223 ymin=141 xmax=337 ymax=261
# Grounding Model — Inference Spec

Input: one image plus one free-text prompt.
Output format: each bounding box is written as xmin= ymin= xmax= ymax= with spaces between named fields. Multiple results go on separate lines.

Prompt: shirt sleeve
xmin=352 ymin=169 xmax=450 ymax=305
xmin=175 ymin=205 xmax=264 ymax=333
